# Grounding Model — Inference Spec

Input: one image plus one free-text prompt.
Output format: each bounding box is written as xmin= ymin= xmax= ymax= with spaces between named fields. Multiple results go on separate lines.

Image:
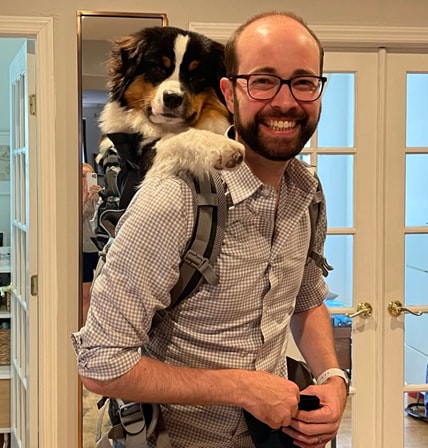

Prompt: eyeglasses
xmin=229 ymin=74 xmax=327 ymax=102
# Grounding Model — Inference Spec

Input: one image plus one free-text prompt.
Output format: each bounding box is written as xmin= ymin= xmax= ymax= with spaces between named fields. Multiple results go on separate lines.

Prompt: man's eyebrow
xmin=293 ymin=68 xmax=319 ymax=76
xmin=246 ymin=67 xmax=319 ymax=76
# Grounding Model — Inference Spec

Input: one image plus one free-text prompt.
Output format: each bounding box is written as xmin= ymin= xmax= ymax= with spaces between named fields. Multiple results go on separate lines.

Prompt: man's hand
xmin=281 ymin=377 xmax=347 ymax=447
xmin=240 ymin=370 xmax=301 ymax=429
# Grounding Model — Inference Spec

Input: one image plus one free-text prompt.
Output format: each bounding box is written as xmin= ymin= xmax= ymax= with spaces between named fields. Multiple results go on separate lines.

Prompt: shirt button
xmin=261 ymin=187 xmax=272 ymax=197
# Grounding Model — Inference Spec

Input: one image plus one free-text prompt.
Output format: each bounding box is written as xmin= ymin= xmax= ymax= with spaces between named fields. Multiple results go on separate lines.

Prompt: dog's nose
xmin=163 ymin=92 xmax=183 ymax=109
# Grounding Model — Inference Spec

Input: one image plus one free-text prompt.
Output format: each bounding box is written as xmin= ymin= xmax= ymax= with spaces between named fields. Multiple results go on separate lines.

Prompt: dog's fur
xmin=98 ymin=26 xmax=244 ymax=179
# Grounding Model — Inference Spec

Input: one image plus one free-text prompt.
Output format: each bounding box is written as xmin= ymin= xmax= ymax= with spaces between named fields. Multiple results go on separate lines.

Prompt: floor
xmin=82 ymin=388 xmax=109 ymax=448
xmin=83 ymin=390 xmax=428 ymax=447
xmin=334 ymin=394 xmax=428 ymax=447
xmin=403 ymin=394 xmax=428 ymax=448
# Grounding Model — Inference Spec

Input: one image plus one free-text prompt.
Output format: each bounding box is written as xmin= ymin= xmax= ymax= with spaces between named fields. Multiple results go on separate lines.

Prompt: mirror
xmin=77 ymin=11 xmax=168 ymax=448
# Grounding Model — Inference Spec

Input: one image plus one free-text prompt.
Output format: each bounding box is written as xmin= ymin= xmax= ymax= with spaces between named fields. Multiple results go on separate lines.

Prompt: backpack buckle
xmin=118 ymin=402 xmax=146 ymax=435
xmin=184 ymin=250 xmax=218 ymax=285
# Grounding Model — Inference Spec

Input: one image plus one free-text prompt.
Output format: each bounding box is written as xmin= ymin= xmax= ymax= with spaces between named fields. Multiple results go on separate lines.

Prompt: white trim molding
xmin=0 ymin=15 xmax=61 ymax=448
xmin=188 ymin=22 xmax=238 ymax=42
xmin=189 ymin=22 xmax=428 ymax=49
xmin=311 ymin=25 xmax=428 ymax=48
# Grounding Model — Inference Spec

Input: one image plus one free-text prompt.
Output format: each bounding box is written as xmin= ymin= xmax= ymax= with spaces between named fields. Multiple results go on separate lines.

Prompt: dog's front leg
xmin=149 ymin=129 xmax=245 ymax=177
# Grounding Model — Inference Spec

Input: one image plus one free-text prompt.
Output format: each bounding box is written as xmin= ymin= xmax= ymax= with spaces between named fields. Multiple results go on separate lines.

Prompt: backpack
xmin=92 ymin=135 xmax=333 ymax=448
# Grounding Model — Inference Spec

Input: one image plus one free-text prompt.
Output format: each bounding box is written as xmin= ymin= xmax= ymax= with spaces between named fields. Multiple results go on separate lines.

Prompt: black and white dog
xmin=97 ymin=26 xmax=244 ymax=186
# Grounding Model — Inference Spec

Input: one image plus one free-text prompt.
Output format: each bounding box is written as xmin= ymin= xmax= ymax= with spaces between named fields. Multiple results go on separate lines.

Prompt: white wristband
xmin=316 ymin=368 xmax=349 ymax=391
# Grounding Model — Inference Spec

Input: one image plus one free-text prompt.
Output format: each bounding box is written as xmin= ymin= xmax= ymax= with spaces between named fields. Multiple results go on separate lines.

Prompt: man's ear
xmin=220 ymin=77 xmax=234 ymax=114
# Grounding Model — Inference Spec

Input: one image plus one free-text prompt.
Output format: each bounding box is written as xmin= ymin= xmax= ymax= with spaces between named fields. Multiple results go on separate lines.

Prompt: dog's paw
xmin=211 ymin=136 xmax=245 ymax=171
xmin=150 ymin=129 xmax=245 ymax=177
xmin=182 ymin=129 xmax=245 ymax=172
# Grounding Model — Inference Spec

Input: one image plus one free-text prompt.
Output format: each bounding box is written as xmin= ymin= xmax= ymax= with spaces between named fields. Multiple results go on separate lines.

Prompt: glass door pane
xmin=406 ymin=74 xmax=428 ymax=148
xmin=318 ymin=73 xmax=355 ymax=148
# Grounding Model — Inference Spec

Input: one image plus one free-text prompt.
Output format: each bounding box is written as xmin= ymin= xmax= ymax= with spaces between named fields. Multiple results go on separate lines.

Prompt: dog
xmin=97 ymin=25 xmax=244 ymax=188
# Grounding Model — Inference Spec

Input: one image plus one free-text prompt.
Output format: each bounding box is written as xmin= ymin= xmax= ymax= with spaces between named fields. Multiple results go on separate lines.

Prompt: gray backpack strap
xmin=94 ymin=170 xmax=228 ymax=315
xmin=95 ymin=171 xmax=228 ymax=447
xmin=96 ymin=398 xmax=171 ymax=448
xmin=307 ymin=170 xmax=334 ymax=277
xmin=169 ymin=170 xmax=227 ymax=305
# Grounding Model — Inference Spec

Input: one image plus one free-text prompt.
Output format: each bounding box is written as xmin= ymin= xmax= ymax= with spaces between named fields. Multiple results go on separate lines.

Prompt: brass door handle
xmin=0 ymin=283 xmax=12 ymax=297
xmin=387 ymin=300 xmax=425 ymax=317
xmin=345 ymin=302 xmax=373 ymax=319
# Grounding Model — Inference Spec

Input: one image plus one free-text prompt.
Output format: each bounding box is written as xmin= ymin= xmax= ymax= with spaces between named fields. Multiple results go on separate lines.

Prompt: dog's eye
xmin=188 ymin=68 xmax=209 ymax=89
xmin=142 ymin=57 xmax=170 ymax=82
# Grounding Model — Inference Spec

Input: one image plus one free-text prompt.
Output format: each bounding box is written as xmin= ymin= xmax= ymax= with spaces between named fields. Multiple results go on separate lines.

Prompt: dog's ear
xmin=107 ymin=33 xmax=148 ymax=102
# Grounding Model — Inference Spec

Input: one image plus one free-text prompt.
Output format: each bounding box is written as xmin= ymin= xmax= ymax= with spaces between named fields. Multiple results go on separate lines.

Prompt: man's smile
xmin=268 ymin=119 xmax=297 ymax=131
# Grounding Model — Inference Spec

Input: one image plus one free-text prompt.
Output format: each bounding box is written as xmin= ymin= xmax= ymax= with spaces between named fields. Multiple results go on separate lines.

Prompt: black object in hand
xmin=298 ymin=394 xmax=320 ymax=411
xmin=244 ymin=395 xmax=321 ymax=447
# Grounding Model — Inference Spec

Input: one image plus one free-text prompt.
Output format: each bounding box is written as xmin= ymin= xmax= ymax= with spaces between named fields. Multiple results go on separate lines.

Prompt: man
xmin=72 ymin=11 xmax=347 ymax=448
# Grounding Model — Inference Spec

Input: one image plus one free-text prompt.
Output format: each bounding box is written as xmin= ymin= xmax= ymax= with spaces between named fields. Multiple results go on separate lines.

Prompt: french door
xmin=303 ymin=51 xmax=380 ymax=447
xmin=383 ymin=52 xmax=428 ymax=448
xmin=313 ymin=50 xmax=428 ymax=447
xmin=9 ymin=39 xmax=39 ymax=447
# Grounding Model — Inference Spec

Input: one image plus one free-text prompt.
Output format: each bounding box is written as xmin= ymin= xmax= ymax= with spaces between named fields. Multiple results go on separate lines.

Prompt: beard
xmin=234 ymin=97 xmax=321 ymax=162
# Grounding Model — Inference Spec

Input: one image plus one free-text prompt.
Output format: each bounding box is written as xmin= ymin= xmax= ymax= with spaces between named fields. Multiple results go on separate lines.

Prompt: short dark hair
xmin=224 ymin=11 xmax=324 ymax=77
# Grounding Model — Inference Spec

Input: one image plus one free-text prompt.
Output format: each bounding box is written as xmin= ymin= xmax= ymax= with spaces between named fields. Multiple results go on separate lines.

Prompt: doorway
xmin=0 ymin=16 xmax=66 ymax=448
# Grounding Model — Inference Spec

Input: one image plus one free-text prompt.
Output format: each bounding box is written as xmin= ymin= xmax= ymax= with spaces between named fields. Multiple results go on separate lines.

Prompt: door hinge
xmin=31 ymin=275 xmax=38 ymax=296
xmin=29 ymin=94 xmax=37 ymax=116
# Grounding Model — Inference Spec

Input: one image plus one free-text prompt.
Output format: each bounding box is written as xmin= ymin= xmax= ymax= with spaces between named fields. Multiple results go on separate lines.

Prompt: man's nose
xmin=270 ymin=83 xmax=299 ymax=107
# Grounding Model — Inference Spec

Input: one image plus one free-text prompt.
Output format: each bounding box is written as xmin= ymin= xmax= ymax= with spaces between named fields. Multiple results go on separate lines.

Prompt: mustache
xmin=255 ymin=108 xmax=306 ymax=122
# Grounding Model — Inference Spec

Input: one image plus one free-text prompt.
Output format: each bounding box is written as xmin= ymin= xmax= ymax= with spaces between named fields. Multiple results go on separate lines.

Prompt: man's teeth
xmin=269 ymin=120 xmax=296 ymax=131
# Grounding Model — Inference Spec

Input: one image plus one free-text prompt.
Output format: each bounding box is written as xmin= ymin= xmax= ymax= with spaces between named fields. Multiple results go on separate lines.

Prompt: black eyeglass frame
xmin=228 ymin=74 xmax=328 ymax=102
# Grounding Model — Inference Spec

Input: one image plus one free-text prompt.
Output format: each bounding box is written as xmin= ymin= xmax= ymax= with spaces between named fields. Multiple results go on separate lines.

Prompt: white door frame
xmin=0 ymin=16 xmax=59 ymax=448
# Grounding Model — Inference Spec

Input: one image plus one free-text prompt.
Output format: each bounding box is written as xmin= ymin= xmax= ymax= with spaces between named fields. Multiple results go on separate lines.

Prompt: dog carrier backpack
xmin=94 ymin=169 xmax=229 ymax=448
xmin=92 ymin=135 xmax=332 ymax=448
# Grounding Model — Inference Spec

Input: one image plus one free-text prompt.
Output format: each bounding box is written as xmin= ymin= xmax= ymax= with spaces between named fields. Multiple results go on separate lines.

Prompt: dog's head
xmin=104 ymin=26 xmax=230 ymax=134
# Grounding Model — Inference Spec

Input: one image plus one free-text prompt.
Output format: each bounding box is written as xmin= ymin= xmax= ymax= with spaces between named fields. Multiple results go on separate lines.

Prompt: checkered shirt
xmin=72 ymin=158 xmax=328 ymax=447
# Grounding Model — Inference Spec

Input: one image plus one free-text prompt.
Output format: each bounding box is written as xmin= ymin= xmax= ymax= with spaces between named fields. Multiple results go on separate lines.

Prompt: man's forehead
xmin=239 ymin=16 xmax=301 ymax=39
xmin=235 ymin=19 xmax=319 ymax=72
xmin=237 ymin=18 xmax=312 ymax=54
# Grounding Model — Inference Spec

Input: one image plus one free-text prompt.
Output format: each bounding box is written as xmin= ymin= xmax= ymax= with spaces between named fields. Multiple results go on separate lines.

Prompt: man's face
xmin=221 ymin=18 xmax=322 ymax=161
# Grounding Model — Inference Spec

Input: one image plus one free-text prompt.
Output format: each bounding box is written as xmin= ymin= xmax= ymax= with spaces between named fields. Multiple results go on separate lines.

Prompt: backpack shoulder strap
xmin=169 ymin=170 xmax=228 ymax=306
xmin=306 ymin=167 xmax=334 ymax=277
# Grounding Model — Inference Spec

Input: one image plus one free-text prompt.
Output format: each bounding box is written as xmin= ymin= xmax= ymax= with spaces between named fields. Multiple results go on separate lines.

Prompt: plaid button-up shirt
xmin=72 ymin=158 xmax=328 ymax=447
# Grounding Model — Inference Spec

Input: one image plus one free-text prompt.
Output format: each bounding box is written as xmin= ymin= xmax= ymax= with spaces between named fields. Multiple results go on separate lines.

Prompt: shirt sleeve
xmin=294 ymin=187 xmax=329 ymax=313
xmin=294 ymin=258 xmax=328 ymax=313
xmin=71 ymin=174 xmax=195 ymax=380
